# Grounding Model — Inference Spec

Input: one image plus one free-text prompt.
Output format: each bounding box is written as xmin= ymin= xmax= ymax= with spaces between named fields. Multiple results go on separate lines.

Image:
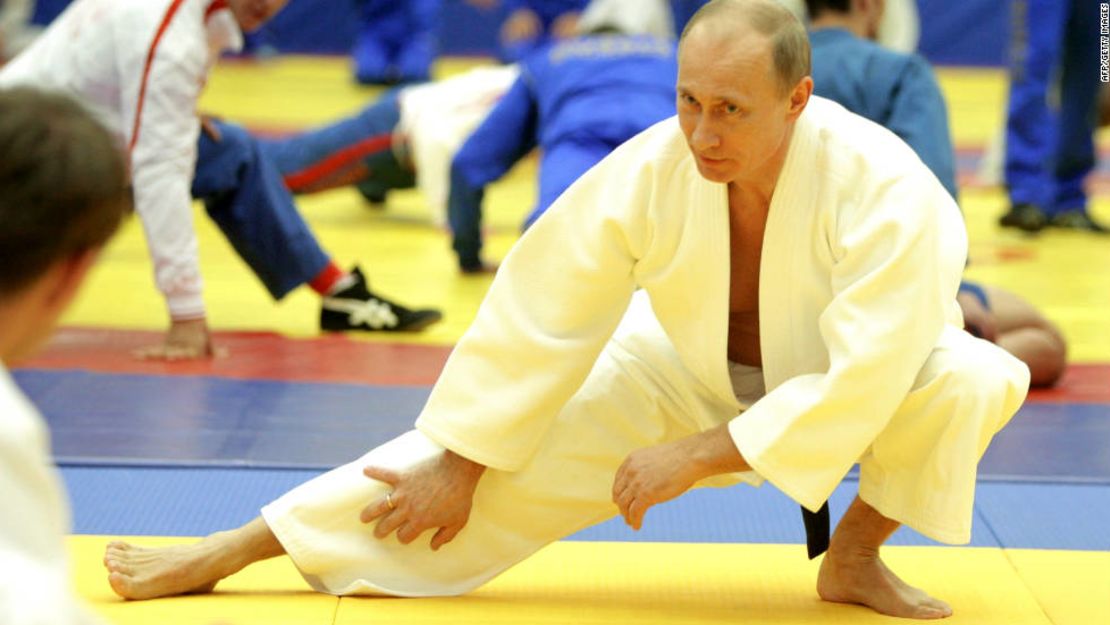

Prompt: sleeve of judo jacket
xmin=417 ymin=131 xmax=661 ymax=471
xmin=728 ymin=167 xmax=968 ymax=512
xmin=122 ymin=23 xmax=208 ymax=320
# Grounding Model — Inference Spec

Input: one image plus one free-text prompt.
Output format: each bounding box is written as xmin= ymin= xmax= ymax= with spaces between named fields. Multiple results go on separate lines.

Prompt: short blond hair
xmin=679 ymin=0 xmax=811 ymax=95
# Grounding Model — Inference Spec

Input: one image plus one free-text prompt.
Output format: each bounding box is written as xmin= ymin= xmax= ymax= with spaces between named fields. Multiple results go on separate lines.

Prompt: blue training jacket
xmin=448 ymin=33 xmax=677 ymax=270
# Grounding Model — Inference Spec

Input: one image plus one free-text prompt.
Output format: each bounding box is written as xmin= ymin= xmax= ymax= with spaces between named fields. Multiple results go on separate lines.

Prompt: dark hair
xmin=679 ymin=0 xmax=811 ymax=95
xmin=0 ymin=87 xmax=132 ymax=296
xmin=804 ymin=0 xmax=852 ymax=20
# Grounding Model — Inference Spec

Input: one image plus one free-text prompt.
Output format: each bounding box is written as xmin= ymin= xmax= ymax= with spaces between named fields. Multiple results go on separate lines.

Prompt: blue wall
xmin=32 ymin=0 xmax=1009 ymax=66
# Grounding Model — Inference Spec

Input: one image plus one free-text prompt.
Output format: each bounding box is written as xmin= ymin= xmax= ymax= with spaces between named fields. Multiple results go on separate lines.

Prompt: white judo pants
xmin=261 ymin=298 xmax=1028 ymax=596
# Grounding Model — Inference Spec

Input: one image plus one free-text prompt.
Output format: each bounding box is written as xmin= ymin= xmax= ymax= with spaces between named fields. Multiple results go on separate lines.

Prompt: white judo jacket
xmin=416 ymin=96 xmax=975 ymax=513
xmin=0 ymin=0 xmax=242 ymax=319
xmin=399 ymin=65 xmax=519 ymax=224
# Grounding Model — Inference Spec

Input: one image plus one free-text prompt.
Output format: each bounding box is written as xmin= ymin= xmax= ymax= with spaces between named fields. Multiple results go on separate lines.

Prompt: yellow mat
xmin=71 ymin=536 xmax=337 ymax=625
xmin=1006 ymin=549 xmax=1110 ymax=625
xmin=71 ymin=537 xmax=1103 ymax=625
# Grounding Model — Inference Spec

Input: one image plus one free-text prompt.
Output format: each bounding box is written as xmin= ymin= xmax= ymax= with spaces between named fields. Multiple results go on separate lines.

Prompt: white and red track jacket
xmin=0 ymin=0 xmax=242 ymax=319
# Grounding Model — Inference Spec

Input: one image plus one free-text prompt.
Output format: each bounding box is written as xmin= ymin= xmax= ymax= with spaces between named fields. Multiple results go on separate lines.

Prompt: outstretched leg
xmin=817 ymin=496 xmax=952 ymax=619
xmin=104 ymin=517 xmax=284 ymax=600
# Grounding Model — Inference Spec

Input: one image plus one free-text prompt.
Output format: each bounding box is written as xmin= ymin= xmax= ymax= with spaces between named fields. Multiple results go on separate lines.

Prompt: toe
xmin=107 ymin=571 xmax=133 ymax=599
xmin=104 ymin=558 xmax=132 ymax=575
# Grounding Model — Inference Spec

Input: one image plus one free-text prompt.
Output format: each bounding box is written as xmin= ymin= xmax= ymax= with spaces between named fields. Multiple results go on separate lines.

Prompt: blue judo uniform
xmin=353 ymin=0 xmax=441 ymax=84
xmin=447 ymin=33 xmax=678 ymax=271
xmin=1004 ymin=0 xmax=1100 ymax=220
xmin=810 ymin=27 xmax=956 ymax=199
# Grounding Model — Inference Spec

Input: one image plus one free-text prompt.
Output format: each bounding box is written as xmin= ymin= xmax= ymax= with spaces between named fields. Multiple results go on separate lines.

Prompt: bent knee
xmin=920 ymin=338 xmax=1031 ymax=416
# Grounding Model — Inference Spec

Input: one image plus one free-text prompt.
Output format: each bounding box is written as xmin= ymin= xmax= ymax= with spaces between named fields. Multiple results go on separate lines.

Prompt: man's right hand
xmin=361 ymin=450 xmax=487 ymax=550
xmin=133 ymin=317 xmax=221 ymax=360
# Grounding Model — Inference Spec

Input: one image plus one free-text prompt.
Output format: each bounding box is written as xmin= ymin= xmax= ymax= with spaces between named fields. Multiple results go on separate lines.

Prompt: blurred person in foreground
xmin=0 ymin=86 xmax=132 ymax=625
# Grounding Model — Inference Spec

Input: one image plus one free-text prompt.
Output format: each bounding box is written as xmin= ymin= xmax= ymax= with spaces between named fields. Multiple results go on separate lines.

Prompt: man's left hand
xmin=611 ymin=438 xmax=702 ymax=530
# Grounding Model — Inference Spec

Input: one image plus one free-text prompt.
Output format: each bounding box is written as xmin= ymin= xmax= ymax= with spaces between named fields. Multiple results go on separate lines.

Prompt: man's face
xmin=227 ymin=0 xmax=289 ymax=33
xmin=676 ymin=23 xmax=796 ymax=186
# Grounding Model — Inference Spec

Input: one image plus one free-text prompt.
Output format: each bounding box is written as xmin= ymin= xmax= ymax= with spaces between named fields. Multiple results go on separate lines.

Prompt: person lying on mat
xmin=0 ymin=87 xmax=133 ymax=625
xmin=103 ymin=1 xmax=1029 ymax=619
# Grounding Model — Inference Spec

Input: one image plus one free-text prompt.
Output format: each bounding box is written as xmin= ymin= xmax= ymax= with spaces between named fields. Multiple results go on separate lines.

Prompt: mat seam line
xmin=999 ymin=547 xmax=1057 ymax=625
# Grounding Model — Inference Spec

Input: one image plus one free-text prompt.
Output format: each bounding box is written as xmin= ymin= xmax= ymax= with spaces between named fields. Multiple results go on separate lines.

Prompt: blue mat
xmin=19 ymin=369 xmax=1110 ymax=483
xmin=17 ymin=370 xmax=424 ymax=468
xmin=60 ymin=466 xmax=1110 ymax=551
xmin=979 ymin=403 xmax=1110 ymax=483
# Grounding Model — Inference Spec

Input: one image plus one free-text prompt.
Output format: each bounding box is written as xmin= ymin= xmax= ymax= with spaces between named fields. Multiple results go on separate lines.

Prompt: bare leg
xmin=984 ymin=286 xmax=1066 ymax=387
xmin=103 ymin=517 xmax=285 ymax=600
xmin=996 ymin=327 xmax=1066 ymax=387
xmin=984 ymin=285 xmax=1067 ymax=387
xmin=817 ymin=496 xmax=953 ymax=619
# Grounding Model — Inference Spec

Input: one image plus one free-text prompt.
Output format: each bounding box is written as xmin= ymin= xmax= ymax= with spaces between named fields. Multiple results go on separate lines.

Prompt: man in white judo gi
xmin=103 ymin=0 xmax=1029 ymax=619
xmin=1 ymin=87 xmax=133 ymax=624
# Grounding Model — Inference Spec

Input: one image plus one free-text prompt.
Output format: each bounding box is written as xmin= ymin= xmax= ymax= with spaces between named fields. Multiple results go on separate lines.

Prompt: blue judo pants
xmin=190 ymin=93 xmax=416 ymax=299
xmin=190 ymin=92 xmax=415 ymax=299
xmin=259 ymin=89 xmax=413 ymax=197
xmin=1005 ymin=0 xmax=1101 ymax=214
xmin=191 ymin=122 xmax=330 ymax=300
xmin=353 ymin=0 xmax=440 ymax=84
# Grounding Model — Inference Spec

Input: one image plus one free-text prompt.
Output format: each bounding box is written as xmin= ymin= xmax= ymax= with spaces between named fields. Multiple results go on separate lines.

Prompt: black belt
xmin=801 ymin=501 xmax=831 ymax=559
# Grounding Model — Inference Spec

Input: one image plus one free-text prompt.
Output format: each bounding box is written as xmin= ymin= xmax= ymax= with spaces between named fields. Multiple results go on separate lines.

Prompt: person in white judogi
xmin=0 ymin=87 xmax=133 ymax=625
xmin=103 ymin=1 xmax=1029 ymax=619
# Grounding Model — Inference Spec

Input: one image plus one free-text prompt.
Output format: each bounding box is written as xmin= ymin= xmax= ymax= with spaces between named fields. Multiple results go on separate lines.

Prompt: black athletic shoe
xmin=1048 ymin=209 xmax=1110 ymax=234
xmin=998 ymin=203 xmax=1047 ymax=233
xmin=320 ymin=267 xmax=442 ymax=332
xmin=356 ymin=180 xmax=388 ymax=208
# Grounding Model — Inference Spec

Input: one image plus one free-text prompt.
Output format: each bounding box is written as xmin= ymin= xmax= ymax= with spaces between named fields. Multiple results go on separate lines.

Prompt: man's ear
xmin=786 ymin=76 xmax=813 ymax=121
xmin=43 ymin=248 xmax=100 ymax=310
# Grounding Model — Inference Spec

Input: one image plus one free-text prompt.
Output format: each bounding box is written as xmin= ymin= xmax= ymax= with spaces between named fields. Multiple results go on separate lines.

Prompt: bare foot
xmin=817 ymin=547 xmax=953 ymax=619
xmin=103 ymin=534 xmax=234 ymax=600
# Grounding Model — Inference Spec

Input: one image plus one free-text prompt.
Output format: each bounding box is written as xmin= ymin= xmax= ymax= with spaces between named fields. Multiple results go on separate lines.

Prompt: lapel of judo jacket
xmin=645 ymin=103 xmax=823 ymax=411
xmin=758 ymin=99 xmax=821 ymax=395
xmin=641 ymin=156 xmax=738 ymax=411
